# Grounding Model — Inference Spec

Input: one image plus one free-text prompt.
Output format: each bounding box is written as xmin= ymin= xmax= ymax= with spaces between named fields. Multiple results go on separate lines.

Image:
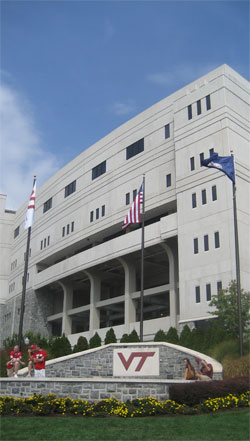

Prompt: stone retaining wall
xmin=0 ymin=377 xmax=186 ymax=401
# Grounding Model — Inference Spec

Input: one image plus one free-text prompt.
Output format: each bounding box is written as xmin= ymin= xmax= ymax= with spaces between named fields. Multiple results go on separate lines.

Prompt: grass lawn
xmin=1 ymin=410 xmax=249 ymax=441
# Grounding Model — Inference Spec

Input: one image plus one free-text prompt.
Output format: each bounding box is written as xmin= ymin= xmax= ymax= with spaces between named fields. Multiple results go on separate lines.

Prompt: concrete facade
xmin=0 ymin=64 xmax=249 ymax=345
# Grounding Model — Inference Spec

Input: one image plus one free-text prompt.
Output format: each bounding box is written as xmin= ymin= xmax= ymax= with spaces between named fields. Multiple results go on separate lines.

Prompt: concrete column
xmin=85 ymin=271 xmax=101 ymax=333
xmin=161 ymin=243 xmax=178 ymax=328
xmin=60 ymin=282 xmax=73 ymax=336
xmin=118 ymin=257 xmax=136 ymax=332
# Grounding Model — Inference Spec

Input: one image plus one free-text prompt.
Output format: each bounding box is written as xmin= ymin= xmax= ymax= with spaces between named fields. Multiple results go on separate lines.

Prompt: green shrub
xmin=166 ymin=327 xmax=179 ymax=344
xmin=127 ymin=329 xmax=140 ymax=342
xmin=179 ymin=325 xmax=192 ymax=348
xmin=51 ymin=334 xmax=72 ymax=358
xmin=120 ymin=333 xmax=129 ymax=343
xmin=73 ymin=336 xmax=88 ymax=353
xmin=222 ymin=354 xmax=250 ymax=378
xmin=104 ymin=328 xmax=117 ymax=345
xmin=154 ymin=329 xmax=168 ymax=342
xmin=89 ymin=332 xmax=102 ymax=348
xmin=190 ymin=328 xmax=205 ymax=352
xmin=209 ymin=339 xmax=240 ymax=362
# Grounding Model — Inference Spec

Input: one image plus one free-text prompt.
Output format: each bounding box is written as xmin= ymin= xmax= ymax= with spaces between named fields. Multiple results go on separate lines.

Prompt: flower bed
xmin=0 ymin=392 xmax=249 ymax=418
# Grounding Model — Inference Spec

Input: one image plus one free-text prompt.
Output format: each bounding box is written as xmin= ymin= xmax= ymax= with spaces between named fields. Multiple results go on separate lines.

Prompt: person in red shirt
xmin=6 ymin=345 xmax=25 ymax=378
xmin=31 ymin=345 xmax=47 ymax=377
xmin=27 ymin=344 xmax=38 ymax=377
xmin=196 ymin=359 xmax=213 ymax=381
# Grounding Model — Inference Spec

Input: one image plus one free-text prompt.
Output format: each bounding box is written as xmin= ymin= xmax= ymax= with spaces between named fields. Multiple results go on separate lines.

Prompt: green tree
xmin=127 ymin=329 xmax=140 ymax=342
xmin=208 ymin=281 xmax=250 ymax=340
xmin=89 ymin=332 xmax=102 ymax=348
xmin=179 ymin=325 xmax=192 ymax=348
xmin=104 ymin=328 xmax=117 ymax=345
xmin=73 ymin=336 xmax=88 ymax=353
xmin=154 ymin=329 xmax=168 ymax=342
xmin=51 ymin=334 xmax=72 ymax=358
xmin=166 ymin=327 xmax=179 ymax=344
xmin=120 ymin=333 xmax=129 ymax=343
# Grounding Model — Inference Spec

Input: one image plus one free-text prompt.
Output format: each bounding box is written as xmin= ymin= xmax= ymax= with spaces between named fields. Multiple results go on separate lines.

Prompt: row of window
xmin=3 ymin=312 xmax=11 ymax=323
xmin=11 ymin=259 xmax=17 ymax=271
xmin=90 ymin=205 xmax=105 ymax=222
xmin=190 ymin=148 xmax=214 ymax=171
xmin=14 ymin=226 xmax=20 ymax=239
xmin=40 ymin=236 xmax=51 ymax=250
xmin=9 ymin=282 xmax=15 ymax=293
xmin=195 ymin=281 xmax=222 ymax=303
xmin=194 ymin=232 xmax=220 ymax=254
xmin=188 ymin=94 xmax=211 ymax=120
xmin=62 ymin=222 xmax=75 ymax=237
xmin=192 ymin=185 xmax=217 ymax=208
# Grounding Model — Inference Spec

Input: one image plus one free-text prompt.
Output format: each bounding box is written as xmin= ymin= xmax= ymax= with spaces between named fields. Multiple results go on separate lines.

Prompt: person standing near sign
xmin=31 ymin=345 xmax=47 ymax=377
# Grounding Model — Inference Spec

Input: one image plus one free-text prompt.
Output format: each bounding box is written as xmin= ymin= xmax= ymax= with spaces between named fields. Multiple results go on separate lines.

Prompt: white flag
xmin=24 ymin=180 xmax=36 ymax=230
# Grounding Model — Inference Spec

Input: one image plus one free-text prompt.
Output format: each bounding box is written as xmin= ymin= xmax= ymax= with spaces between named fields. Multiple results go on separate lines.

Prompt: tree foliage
xmin=104 ymin=328 xmax=117 ymax=345
xmin=51 ymin=334 xmax=72 ymax=358
xmin=73 ymin=336 xmax=89 ymax=353
xmin=89 ymin=332 xmax=102 ymax=348
xmin=208 ymin=281 xmax=250 ymax=340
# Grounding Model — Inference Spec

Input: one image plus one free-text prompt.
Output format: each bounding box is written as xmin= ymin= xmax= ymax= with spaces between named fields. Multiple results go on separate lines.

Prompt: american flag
xmin=24 ymin=180 xmax=36 ymax=230
xmin=122 ymin=182 xmax=144 ymax=230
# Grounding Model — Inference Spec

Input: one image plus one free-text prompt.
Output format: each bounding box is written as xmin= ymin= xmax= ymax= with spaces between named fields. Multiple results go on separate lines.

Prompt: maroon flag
xmin=122 ymin=182 xmax=144 ymax=230
xmin=24 ymin=180 xmax=36 ymax=230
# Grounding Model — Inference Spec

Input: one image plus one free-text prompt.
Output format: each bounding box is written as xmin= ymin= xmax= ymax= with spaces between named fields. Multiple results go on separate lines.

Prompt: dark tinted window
xmin=126 ymin=139 xmax=144 ymax=160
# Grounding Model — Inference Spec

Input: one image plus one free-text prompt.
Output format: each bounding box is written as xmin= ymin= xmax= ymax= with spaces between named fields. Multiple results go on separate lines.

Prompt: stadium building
xmin=1 ymin=64 xmax=249 ymax=346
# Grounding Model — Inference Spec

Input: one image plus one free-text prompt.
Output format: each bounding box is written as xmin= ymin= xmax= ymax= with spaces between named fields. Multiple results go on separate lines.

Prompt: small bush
xmin=51 ymin=334 xmax=72 ymax=358
xmin=210 ymin=339 xmax=240 ymax=362
xmin=179 ymin=325 xmax=192 ymax=348
xmin=166 ymin=327 xmax=179 ymax=344
xmin=104 ymin=328 xmax=117 ymax=345
xmin=127 ymin=330 xmax=140 ymax=342
xmin=169 ymin=376 xmax=250 ymax=406
xmin=120 ymin=333 xmax=129 ymax=343
xmin=154 ymin=330 xmax=168 ymax=342
xmin=73 ymin=336 xmax=89 ymax=353
xmin=89 ymin=332 xmax=102 ymax=348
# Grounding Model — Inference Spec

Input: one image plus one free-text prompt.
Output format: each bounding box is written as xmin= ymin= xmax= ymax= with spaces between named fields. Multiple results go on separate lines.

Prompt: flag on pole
xmin=201 ymin=152 xmax=235 ymax=183
xmin=122 ymin=182 xmax=144 ymax=230
xmin=24 ymin=180 xmax=36 ymax=230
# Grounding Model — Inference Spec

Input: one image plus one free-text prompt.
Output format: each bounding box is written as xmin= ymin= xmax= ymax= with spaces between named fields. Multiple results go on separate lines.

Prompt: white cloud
xmin=0 ymin=83 xmax=60 ymax=210
xmin=111 ymin=99 xmax=136 ymax=116
xmin=147 ymin=63 xmax=221 ymax=88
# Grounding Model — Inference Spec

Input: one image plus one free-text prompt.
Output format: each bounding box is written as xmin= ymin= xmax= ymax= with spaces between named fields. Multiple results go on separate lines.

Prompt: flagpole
xmin=18 ymin=176 xmax=36 ymax=349
xmin=231 ymin=153 xmax=243 ymax=357
xmin=139 ymin=174 xmax=145 ymax=342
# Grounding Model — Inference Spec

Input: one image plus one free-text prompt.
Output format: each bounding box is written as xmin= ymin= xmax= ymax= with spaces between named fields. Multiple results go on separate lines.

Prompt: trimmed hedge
xmin=169 ymin=376 xmax=250 ymax=406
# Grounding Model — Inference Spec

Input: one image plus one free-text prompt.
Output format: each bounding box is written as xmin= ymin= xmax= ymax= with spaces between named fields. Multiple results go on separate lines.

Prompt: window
xmin=188 ymin=104 xmax=192 ymax=120
xmin=44 ymin=238 xmax=47 ymax=248
xmin=200 ymin=152 xmax=204 ymax=165
xmin=217 ymin=281 xmax=222 ymax=292
xmin=71 ymin=222 xmax=74 ymax=232
xmin=65 ymin=180 xmax=76 ymax=198
xmin=92 ymin=161 xmax=106 ymax=180
xmin=197 ymin=100 xmax=202 ymax=115
xmin=102 ymin=205 xmax=105 ymax=217
xmin=206 ymin=283 xmax=211 ymax=301
xmin=202 ymin=189 xmax=207 ymax=205
xmin=126 ymin=138 xmax=144 ymax=160
xmin=192 ymin=193 xmax=197 ymax=208
xmin=209 ymin=148 xmax=214 ymax=155
xmin=212 ymin=185 xmax=217 ymax=201
xmin=43 ymin=197 xmax=52 ymax=213
xmin=67 ymin=224 xmax=70 ymax=234
xmin=96 ymin=208 xmax=99 ymax=220
xmin=166 ymin=174 xmax=171 ymax=187
xmin=195 ymin=286 xmax=201 ymax=303
xmin=90 ymin=211 xmax=94 ymax=222
xmin=165 ymin=124 xmax=170 ymax=139
xmin=47 ymin=236 xmax=50 ymax=246
xmin=62 ymin=226 xmax=65 ymax=237
xmin=206 ymin=95 xmax=211 ymax=110
xmin=14 ymin=226 xmax=20 ymax=239
xmin=40 ymin=240 xmax=43 ymax=250
xmin=204 ymin=234 xmax=209 ymax=251
xmin=194 ymin=238 xmax=199 ymax=254
xmin=214 ymin=231 xmax=220 ymax=248
xmin=126 ymin=193 xmax=130 ymax=205
xmin=190 ymin=157 xmax=195 ymax=171
xmin=133 ymin=189 xmax=137 ymax=200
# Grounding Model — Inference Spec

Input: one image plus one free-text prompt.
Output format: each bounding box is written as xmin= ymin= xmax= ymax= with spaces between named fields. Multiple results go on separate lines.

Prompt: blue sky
xmin=1 ymin=0 xmax=249 ymax=210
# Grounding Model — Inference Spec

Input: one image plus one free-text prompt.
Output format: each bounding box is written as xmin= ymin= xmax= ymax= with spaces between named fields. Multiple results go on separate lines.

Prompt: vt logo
xmin=117 ymin=351 xmax=155 ymax=371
